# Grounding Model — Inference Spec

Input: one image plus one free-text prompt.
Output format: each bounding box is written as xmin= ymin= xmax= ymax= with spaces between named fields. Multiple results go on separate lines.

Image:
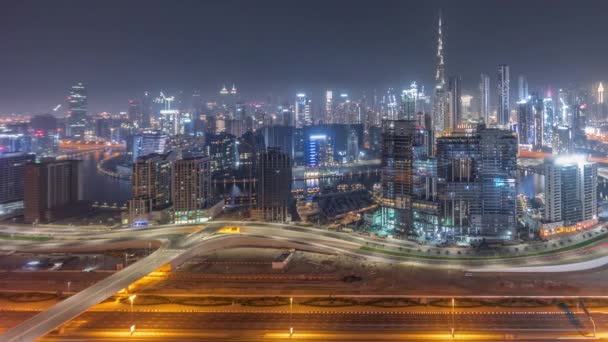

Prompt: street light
xmin=129 ymin=294 xmax=136 ymax=332
xmin=289 ymin=297 xmax=293 ymax=337
xmin=451 ymin=298 xmax=455 ymax=338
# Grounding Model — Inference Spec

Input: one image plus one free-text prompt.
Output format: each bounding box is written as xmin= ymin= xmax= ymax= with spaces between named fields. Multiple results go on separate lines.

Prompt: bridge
xmin=59 ymin=140 xmax=126 ymax=151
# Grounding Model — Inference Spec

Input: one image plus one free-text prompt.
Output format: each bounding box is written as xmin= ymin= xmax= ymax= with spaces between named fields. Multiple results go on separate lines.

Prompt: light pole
xmin=66 ymin=281 xmax=71 ymax=294
xmin=129 ymin=294 xmax=136 ymax=335
xmin=289 ymin=297 xmax=293 ymax=338
xmin=451 ymin=297 xmax=455 ymax=338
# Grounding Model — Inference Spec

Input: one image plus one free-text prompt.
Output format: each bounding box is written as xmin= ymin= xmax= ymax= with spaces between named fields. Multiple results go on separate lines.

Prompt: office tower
xmin=432 ymin=11 xmax=448 ymax=133
xmin=478 ymin=126 xmax=517 ymax=238
xmin=436 ymin=134 xmax=481 ymax=237
xmin=24 ymin=160 xmax=83 ymax=223
xmin=448 ymin=75 xmax=462 ymax=130
xmin=517 ymin=100 xmax=533 ymax=146
xmin=543 ymin=96 xmax=555 ymax=147
xmin=346 ymin=130 xmax=359 ymax=163
xmin=553 ymin=126 xmax=573 ymax=155
xmin=0 ymin=153 xmax=35 ymax=218
xmin=382 ymin=88 xmax=399 ymax=121
xmin=140 ymin=92 xmax=152 ymax=128
xmin=479 ymin=74 xmax=491 ymax=124
xmin=333 ymin=93 xmax=361 ymax=125
xmin=172 ymin=156 xmax=212 ymax=224
xmin=517 ymin=93 xmax=543 ymax=149
xmin=128 ymin=99 xmax=142 ymax=126
xmin=380 ymin=120 xmax=417 ymax=232
xmin=205 ymin=132 xmax=238 ymax=172
xmin=598 ymin=82 xmax=605 ymax=121
xmin=544 ymin=155 xmax=597 ymax=224
xmin=66 ymin=82 xmax=88 ymax=138
xmin=131 ymin=153 xmax=172 ymax=212
xmin=307 ymin=134 xmax=332 ymax=167
xmin=460 ymin=95 xmax=473 ymax=120
xmin=518 ymin=75 xmax=529 ymax=101
xmin=128 ymin=130 xmax=167 ymax=163
xmin=436 ymin=125 xmax=517 ymax=239
xmin=401 ymin=82 xmax=419 ymax=120
xmin=255 ymin=147 xmax=292 ymax=222
xmin=325 ymin=90 xmax=333 ymax=123
xmin=497 ymin=64 xmax=510 ymax=126
xmin=260 ymin=125 xmax=294 ymax=161
xmin=295 ymin=93 xmax=311 ymax=127
xmin=531 ymin=94 xmax=544 ymax=150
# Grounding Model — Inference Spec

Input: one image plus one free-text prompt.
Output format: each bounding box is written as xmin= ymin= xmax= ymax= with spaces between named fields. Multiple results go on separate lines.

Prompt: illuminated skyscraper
xmin=479 ymin=74 xmax=491 ymax=124
xmin=66 ymin=82 xmax=88 ymax=138
xmin=256 ymin=148 xmax=292 ymax=222
xmin=543 ymin=96 xmax=555 ymax=147
xmin=517 ymin=74 xmax=528 ymax=101
xmin=172 ymin=156 xmax=212 ymax=224
xmin=448 ymin=75 xmax=462 ymax=130
xmin=401 ymin=82 xmax=419 ymax=120
xmin=432 ymin=10 xmax=448 ymax=133
xmin=295 ymin=93 xmax=311 ymax=127
xmin=325 ymin=90 xmax=333 ymax=123
xmin=598 ymin=82 xmax=605 ymax=121
xmin=497 ymin=65 xmax=510 ymax=126
xmin=544 ymin=156 xmax=597 ymax=224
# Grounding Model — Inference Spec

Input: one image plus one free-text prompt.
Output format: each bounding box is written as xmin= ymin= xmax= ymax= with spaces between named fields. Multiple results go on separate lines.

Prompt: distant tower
xmin=598 ymin=82 xmax=605 ymax=121
xmin=219 ymin=85 xmax=229 ymax=96
xmin=518 ymin=75 xmax=529 ymax=101
xmin=497 ymin=64 xmax=510 ymax=126
xmin=479 ymin=74 xmax=490 ymax=124
xmin=448 ymin=75 xmax=462 ymax=130
xmin=432 ymin=10 xmax=448 ymax=133
xmin=325 ymin=90 xmax=333 ymax=123
xmin=230 ymin=84 xmax=237 ymax=95
xmin=66 ymin=83 xmax=88 ymax=138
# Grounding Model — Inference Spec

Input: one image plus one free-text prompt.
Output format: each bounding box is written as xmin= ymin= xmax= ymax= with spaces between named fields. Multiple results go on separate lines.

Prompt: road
xmin=3 ymin=220 xmax=608 ymax=341
xmin=0 ymin=248 xmax=182 ymax=342
xmin=0 ymin=310 xmax=602 ymax=341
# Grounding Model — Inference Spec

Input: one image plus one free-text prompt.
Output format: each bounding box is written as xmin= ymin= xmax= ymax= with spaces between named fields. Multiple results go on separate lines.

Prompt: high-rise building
xmin=543 ymin=96 xmax=555 ymax=147
xmin=0 ymin=153 xmax=36 ymax=218
xmin=255 ymin=148 xmax=292 ymax=222
xmin=325 ymin=90 xmax=333 ymax=124
xmin=128 ymin=130 xmax=167 ymax=163
xmin=131 ymin=153 xmax=172 ymax=213
xmin=380 ymin=120 xmax=417 ymax=232
xmin=597 ymin=83 xmax=605 ymax=121
xmin=544 ymin=155 xmax=597 ymax=224
xmin=295 ymin=93 xmax=312 ymax=127
xmin=66 ymin=83 xmax=88 ymax=138
xmin=517 ymin=93 xmax=544 ymax=150
xmin=497 ymin=64 xmax=510 ymax=126
xmin=518 ymin=74 xmax=529 ymax=101
xmin=479 ymin=74 xmax=491 ymax=124
xmin=478 ymin=127 xmax=518 ymax=238
xmin=437 ymin=135 xmax=481 ymax=237
xmin=553 ymin=126 xmax=573 ymax=155
xmin=432 ymin=11 xmax=448 ymax=133
xmin=24 ymin=160 xmax=83 ymax=223
xmin=448 ymin=75 xmax=462 ymax=130
xmin=436 ymin=125 xmax=517 ymax=239
xmin=172 ymin=156 xmax=212 ymax=224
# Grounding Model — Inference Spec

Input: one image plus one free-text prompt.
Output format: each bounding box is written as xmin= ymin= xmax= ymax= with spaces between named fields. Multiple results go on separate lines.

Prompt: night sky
xmin=1 ymin=0 xmax=607 ymax=115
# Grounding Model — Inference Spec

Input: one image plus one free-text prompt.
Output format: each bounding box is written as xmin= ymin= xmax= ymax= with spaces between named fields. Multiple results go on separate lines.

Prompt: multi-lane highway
xmin=3 ymin=220 xmax=608 ymax=340
xmin=0 ymin=309 xmax=600 ymax=341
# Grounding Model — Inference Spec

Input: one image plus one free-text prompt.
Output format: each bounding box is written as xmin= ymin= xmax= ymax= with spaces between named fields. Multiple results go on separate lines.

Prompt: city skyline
xmin=1 ymin=0 xmax=608 ymax=114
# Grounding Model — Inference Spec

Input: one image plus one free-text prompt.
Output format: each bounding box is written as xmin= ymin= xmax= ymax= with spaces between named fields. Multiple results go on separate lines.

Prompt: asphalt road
xmin=1 ymin=310 xmax=601 ymax=341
